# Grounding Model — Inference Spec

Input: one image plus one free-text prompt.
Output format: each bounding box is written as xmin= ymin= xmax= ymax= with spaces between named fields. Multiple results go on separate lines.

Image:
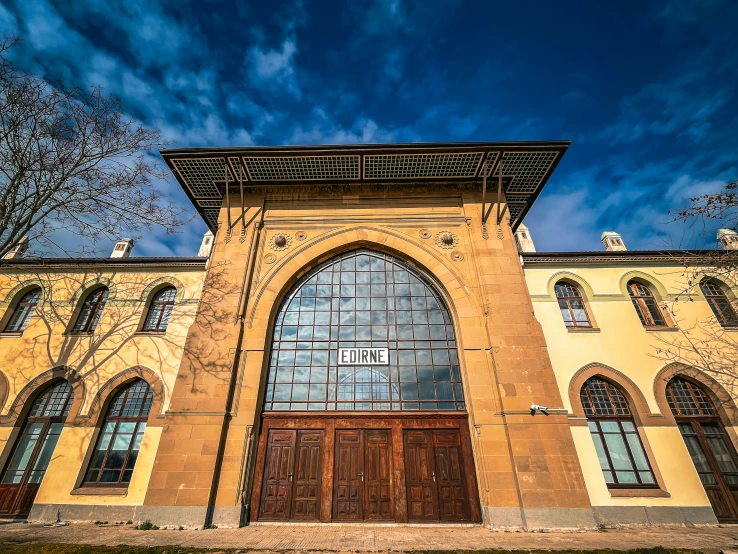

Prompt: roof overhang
xmin=160 ymin=141 xmax=570 ymax=232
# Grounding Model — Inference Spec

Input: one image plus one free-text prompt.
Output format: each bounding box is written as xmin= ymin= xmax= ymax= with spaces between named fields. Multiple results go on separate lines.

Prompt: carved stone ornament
xmin=264 ymin=253 xmax=277 ymax=264
xmin=451 ymin=251 xmax=464 ymax=262
xmin=295 ymin=231 xmax=308 ymax=241
xmin=269 ymin=233 xmax=292 ymax=251
xmin=419 ymin=229 xmax=432 ymax=240
xmin=434 ymin=231 xmax=459 ymax=250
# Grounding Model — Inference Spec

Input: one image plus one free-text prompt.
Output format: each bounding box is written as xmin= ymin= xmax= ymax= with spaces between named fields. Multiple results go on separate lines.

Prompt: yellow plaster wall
xmin=525 ymin=261 xmax=733 ymax=509
xmin=570 ymin=426 xmax=709 ymax=507
xmin=34 ymin=426 xmax=162 ymax=506
xmin=0 ymin=264 xmax=205 ymax=507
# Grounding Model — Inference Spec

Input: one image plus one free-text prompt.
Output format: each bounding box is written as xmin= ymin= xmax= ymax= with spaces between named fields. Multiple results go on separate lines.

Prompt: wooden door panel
xmin=365 ymin=430 xmax=393 ymax=521
xmin=433 ymin=430 xmax=469 ymax=521
xmin=334 ymin=430 xmax=363 ymax=520
xmin=291 ymin=430 xmax=323 ymax=521
xmin=0 ymin=485 xmax=20 ymax=515
xmin=14 ymin=484 xmax=39 ymax=517
xmin=404 ymin=430 xmax=438 ymax=521
xmin=259 ymin=430 xmax=296 ymax=521
xmin=706 ymin=487 xmax=734 ymax=520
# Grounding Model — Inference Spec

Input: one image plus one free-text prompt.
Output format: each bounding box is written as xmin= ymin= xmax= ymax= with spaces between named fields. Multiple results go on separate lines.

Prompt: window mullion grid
xmin=616 ymin=418 xmax=651 ymax=486
xmin=92 ymin=420 xmax=119 ymax=485
xmin=692 ymin=419 xmax=734 ymax=493
xmin=115 ymin=420 xmax=140 ymax=485
xmin=12 ymin=417 xmax=51 ymax=489
xmin=593 ymin=419 xmax=619 ymax=484
xmin=154 ymin=301 xmax=165 ymax=331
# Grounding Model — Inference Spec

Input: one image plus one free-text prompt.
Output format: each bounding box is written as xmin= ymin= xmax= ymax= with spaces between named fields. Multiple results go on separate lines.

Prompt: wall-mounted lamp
xmin=530 ymin=404 xmax=549 ymax=416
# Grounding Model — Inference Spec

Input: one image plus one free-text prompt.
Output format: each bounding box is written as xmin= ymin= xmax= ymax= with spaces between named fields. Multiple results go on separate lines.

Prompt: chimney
xmin=110 ymin=238 xmax=134 ymax=258
xmin=514 ymin=224 xmax=536 ymax=253
xmin=3 ymin=236 xmax=29 ymax=259
xmin=198 ymin=231 xmax=214 ymax=257
xmin=717 ymin=229 xmax=738 ymax=250
xmin=601 ymin=231 xmax=626 ymax=251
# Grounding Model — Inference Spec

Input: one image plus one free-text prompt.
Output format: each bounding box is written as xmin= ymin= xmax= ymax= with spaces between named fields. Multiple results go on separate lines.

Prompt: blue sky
xmin=1 ymin=0 xmax=737 ymax=256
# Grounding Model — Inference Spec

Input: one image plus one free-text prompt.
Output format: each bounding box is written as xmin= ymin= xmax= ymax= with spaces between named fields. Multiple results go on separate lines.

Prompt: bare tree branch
xmin=0 ymin=37 xmax=187 ymax=258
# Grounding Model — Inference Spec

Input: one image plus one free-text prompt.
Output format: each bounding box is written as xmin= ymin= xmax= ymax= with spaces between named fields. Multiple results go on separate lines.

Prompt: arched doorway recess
xmin=250 ymin=249 xmax=480 ymax=523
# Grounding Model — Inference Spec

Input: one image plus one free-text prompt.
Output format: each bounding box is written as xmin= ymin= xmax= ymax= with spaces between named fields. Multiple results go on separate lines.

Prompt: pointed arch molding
xmin=0 ymin=366 xmax=86 ymax=426
xmin=568 ymin=362 xmax=667 ymax=427
xmin=653 ymin=362 xmax=738 ymax=427
xmin=140 ymin=276 xmax=187 ymax=303
xmin=80 ymin=365 xmax=166 ymax=425
xmin=71 ymin=277 xmax=118 ymax=305
xmin=546 ymin=271 xmax=596 ymax=300
xmin=1 ymin=278 xmax=47 ymax=306
xmin=248 ymin=225 xmax=470 ymax=329
xmin=618 ymin=270 xmax=670 ymax=299
xmin=0 ymin=370 xmax=8 ymax=415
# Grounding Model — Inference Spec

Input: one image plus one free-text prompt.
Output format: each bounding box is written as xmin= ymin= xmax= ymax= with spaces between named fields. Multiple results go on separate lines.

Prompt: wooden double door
xmin=677 ymin=418 xmax=738 ymax=522
xmin=254 ymin=416 xmax=480 ymax=524
xmin=404 ymin=429 xmax=470 ymax=522
xmin=334 ymin=429 xmax=393 ymax=521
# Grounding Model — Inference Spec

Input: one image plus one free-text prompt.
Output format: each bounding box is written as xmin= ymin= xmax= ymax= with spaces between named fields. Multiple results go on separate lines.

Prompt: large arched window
xmin=627 ymin=280 xmax=667 ymax=327
xmin=700 ymin=279 xmax=738 ymax=328
xmin=142 ymin=286 xmax=176 ymax=332
xmin=83 ymin=379 xmax=152 ymax=486
xmin=0 ymin=380 xmax=74 ymax=517
xmin=264 ymin=249 xmax=464 ymax=411
xmin=581 ymin=376 xmax=656 ymax=488
xmin=4 ymin=288 xmax=42 ymax=333
xmin=72 ymin=287 xmax=109 ymax=333
xmin=554 ymin=281 xmax=591 ymax=328
xmin=667 ymin=377 xmax=738 ymax=521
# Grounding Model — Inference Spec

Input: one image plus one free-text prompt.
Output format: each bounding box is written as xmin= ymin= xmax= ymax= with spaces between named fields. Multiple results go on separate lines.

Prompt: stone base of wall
xmin=592 ymin=506 xmax=718 ymax=527
xmin=30 ymin=503 xmax=718 ymax=529
xmin=28 ymin=504 xmax=242 ymax=528
xmin=29 ymin=504 xmax=140 ymax=524
xmin=482 ymin=506 xmax=597 ymax=530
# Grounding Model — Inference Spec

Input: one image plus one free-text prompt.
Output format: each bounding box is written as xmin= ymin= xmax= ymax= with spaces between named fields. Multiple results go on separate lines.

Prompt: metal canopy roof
xmin=160 ymin=141 xmax=569 ymax=231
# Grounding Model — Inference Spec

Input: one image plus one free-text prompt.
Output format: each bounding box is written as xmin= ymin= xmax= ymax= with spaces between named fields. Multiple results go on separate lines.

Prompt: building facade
xmin=0 ymin=142 xmax=736 ymax=530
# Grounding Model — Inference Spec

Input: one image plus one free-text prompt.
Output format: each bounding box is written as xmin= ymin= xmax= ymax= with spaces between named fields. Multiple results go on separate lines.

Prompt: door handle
xmin=288 ymin=473 xmax=293 ymax=480
xmin=431 ymin=472 xmax=436 ymax=482
xmin=359 ymin=472 xmax=364 ymax=482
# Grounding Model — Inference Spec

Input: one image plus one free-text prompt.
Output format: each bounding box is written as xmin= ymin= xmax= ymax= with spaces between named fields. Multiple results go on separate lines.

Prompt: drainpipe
xmin=204 ymin=198 xmax=265 ymax=528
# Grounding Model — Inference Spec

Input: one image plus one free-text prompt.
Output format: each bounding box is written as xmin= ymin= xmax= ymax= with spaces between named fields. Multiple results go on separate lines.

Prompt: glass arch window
xmin=1 ymin=380 xmax=74 ymax=484
xmin=72 ymin=287 xmax=109 ymax=333
xmin=4 ymin=288 xmax=42 ymax=333
xmin=667 ymin=377 xmax=738 ymax=521
xmin=264 ymin=249 xmax=464 ymax=411
xmin=627 ymin=280 xmax=667 ymax=327
xmin=700 ymin=279 xmax=738 ymax=328
xmin=581 ymin=377 xmax=656 ymax=487
xmin=83 ymin=379 xmax=152 ymax=486
xmin=554 ymin=281 xmax=591 ymax=328
xmin=142 ymin=286 xmax=177 ymax=332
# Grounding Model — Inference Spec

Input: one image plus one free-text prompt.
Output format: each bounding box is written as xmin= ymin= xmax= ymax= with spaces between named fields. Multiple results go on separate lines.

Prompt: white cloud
xmin=246 ymin=37 xmax=301 ymax=99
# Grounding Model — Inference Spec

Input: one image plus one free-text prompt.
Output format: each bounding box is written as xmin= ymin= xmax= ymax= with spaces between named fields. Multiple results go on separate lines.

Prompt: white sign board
xmin=338 ymin=347 xmax=389 ymax=366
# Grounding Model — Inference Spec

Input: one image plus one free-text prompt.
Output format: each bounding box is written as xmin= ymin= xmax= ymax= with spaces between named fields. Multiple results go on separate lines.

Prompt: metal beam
xmin=225 ymin=158 xmax=232 ymax=230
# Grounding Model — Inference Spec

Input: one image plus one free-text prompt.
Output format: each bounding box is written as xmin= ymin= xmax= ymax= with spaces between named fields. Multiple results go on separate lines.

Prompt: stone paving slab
xmin=1 ymin=523 xmax=738 ymax=552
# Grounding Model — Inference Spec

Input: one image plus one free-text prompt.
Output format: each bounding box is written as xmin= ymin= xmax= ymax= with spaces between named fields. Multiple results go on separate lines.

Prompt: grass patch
xmin=0 ymin=546 xmax=709 ymax=554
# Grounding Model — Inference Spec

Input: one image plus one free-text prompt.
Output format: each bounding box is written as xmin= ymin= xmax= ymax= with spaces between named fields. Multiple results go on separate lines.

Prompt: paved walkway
xmin=1 ymin=522 xmax=738 ymax=552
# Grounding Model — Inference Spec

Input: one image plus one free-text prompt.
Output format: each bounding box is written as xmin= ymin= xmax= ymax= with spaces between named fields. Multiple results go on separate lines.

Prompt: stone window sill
xmin=608 ymin=488 xmax=670 ymax=498
xmin=567 ymin=327 xmax=600 ymax=333
xmin=644 ymin=326 xmax=678 ymax=333
xmin=71 ymin=487 xmax=128 ymax=496
xmin=0 ymin=332 xmax=23 ymax=338
xmin=133 ymin=331 xmax=167 ymax=336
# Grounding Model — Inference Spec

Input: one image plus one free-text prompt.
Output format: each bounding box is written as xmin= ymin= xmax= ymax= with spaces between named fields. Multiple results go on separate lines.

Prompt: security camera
xmin=530 ymin=404 xmax=549 ymax=415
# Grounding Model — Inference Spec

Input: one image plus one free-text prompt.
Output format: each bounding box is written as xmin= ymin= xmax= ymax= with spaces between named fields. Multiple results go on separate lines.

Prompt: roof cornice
xmin=160 ymin=140 xmax=570 ymax=233
xmin=521 ymin=250 xmax=732 ymax=265
xmin=0 ymin=257 xmax=208 ymax=271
